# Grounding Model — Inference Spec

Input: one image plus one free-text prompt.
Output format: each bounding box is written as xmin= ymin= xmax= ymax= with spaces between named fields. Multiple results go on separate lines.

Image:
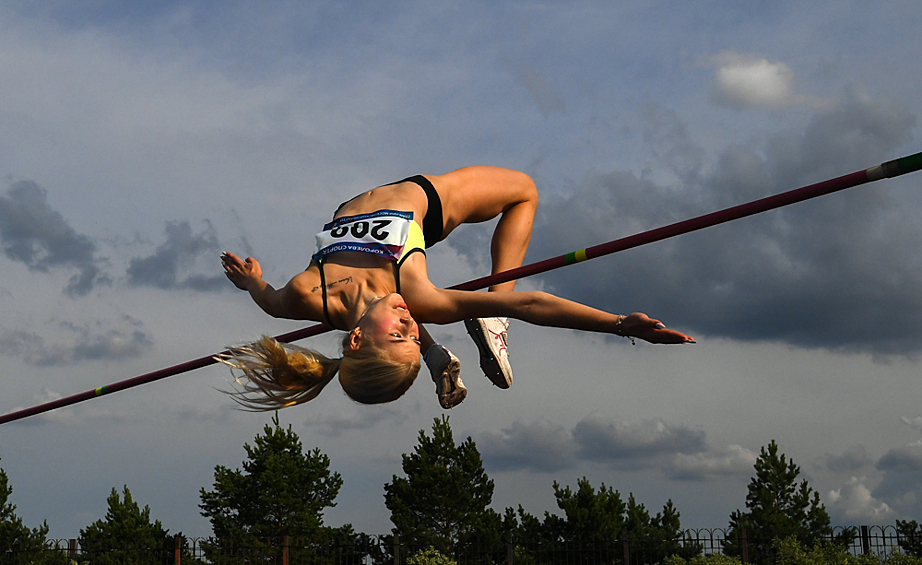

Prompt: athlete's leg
xmin=428 ymin=166 xmax=538 ymax=389
xmin=428 ymin=166 xmax=538 ymax=292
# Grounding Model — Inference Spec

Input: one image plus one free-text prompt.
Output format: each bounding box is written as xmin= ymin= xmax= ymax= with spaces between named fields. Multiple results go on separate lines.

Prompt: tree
xmin=543 ymin=478 xmax=627 ymax=541
xmin=199 ymin=413 xmax=347 ymax=562
xmin=1 ymin=459 xmax=66 ymax=564
xmin=511 ymin=478 xmax=697 ymax=564
xmin=725 ymin=440 xmax=835 ymax=562
xmin=77 ymin=485 xmax=177 ymax=565
xmin=384 ymin=416 xmax=503 ymax=557
xmin=624 ymin=496 xmax=699 ymax=563
xmin=896 ymin=520 xmax=922 ymax=557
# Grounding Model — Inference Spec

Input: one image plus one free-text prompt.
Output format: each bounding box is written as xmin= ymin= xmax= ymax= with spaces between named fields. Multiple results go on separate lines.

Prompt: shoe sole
xmin=433 ymin=356 xmax=466 ymax=409
xmin=464 ymin=319 xmax=512 ymax=389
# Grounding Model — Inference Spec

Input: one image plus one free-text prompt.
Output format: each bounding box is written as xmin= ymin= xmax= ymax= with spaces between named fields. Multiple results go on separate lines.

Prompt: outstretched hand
xmin=221 ymin=251 xmax=263 ymax=291
xmin=620 ymin=313 xmax=695 ymax=344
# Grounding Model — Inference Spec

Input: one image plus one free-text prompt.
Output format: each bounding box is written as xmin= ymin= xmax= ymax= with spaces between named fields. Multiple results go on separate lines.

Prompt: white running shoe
xmin=425 ymin=344 xmax=466 ymax=409
xmin=464 ymin=317 xmax=513 ymax=389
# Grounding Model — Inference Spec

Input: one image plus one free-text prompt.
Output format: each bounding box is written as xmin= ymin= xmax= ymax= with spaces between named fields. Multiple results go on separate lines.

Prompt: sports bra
xmin=313 ymin=210 xmax=426 ymax=330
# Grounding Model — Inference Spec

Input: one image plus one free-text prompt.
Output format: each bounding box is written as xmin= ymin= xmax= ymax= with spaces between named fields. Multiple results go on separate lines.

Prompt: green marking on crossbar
xmin=564 ymin=249 xmax=588 ymax=265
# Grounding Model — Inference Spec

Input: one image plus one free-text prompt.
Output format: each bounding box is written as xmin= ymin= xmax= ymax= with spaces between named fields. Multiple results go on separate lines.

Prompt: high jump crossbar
xmin=1 ymin=151 xmax=920 ymax=426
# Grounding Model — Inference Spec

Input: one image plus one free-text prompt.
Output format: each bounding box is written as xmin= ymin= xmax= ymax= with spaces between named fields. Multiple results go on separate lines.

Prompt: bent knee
xmin=503 ymin=171 xmax=538 ymax=214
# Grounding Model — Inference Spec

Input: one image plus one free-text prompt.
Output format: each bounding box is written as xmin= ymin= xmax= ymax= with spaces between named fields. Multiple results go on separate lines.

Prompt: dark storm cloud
xmin=450 ymin=92 xmax=920 ymax=356
xmin=301 ymin=406 xmax=411 ymax=438
xmin=0 ymin=180 xmax=108 ymax=297
xmin=126 ymin=220 xmax=226 ymax=291
xmin=0 ymin=316 xmax=153 ymax=365
xmin=821 ymin=445 xmax=874 ymax=474
xmin=469 ymin=416 xmax=715 ymax=474
xmin=477 ymin=420 xmax=575 ymax=473
xmin=572 ymin=415 xmax=706 ymax=465
xmin=873 ymin=446 xmax=922 ymax=516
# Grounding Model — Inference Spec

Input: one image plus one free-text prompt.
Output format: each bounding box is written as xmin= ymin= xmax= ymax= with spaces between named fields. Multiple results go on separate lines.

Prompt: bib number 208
xmin=330 ymin=219 xmax=392 ymax=240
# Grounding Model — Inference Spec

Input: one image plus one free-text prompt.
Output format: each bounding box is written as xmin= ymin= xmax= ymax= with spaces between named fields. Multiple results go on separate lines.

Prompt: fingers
xmin=221 ymin=252 xmax=256 ymax=290
xmin=221 ymin=251 xmax=249 ymax=271
xmin=628 ymin=313 xmax=695 ymax=344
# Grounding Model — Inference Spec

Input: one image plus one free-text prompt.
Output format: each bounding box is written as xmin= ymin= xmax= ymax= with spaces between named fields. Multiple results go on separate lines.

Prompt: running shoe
xmin=426 ymin=345 xmax=466 ymax=409
xmin=464 ymin=317 xmax=513 ymax=389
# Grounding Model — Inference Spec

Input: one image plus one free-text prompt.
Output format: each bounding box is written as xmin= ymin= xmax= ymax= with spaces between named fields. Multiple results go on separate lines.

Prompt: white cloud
xmin=828 ymin=477 xmax=896 ymax=523
xmin=667 ymin=445 xmax=757 ymax=481
xmin=710 ymin=51 xmax=798 ymax=110
xmin=901 ymin=415 xmax=922 ymax=445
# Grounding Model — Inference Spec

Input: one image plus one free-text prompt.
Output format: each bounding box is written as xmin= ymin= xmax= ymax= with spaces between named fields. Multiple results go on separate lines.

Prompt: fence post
xmin=507 ymin=530 xmax=514 ymax=565
xmin=175 ymin=534 xmax=182 ymax=565
xmin=861 ymin=525 xmax=871 ymax=555
xmin=283 ymin=535 xmax=290 ymax=565
xmin=394 ymin=533 xmax=400 ymax=565
xmin=740 ymin=527 xmax=749 ymax=564
xmin=68 ymin=539 xmax=77 ymax=560
xmin=622 ymin=531 xmax=631 ymax=565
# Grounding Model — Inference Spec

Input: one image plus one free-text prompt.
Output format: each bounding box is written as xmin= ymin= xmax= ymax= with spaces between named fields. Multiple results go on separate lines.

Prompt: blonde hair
xmin=216 ymin=335 xmax=420 ymax=410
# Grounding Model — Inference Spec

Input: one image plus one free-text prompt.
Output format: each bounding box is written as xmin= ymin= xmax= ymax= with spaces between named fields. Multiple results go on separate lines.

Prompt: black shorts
xmin=334 ymin=175 xmax=444 ymax=247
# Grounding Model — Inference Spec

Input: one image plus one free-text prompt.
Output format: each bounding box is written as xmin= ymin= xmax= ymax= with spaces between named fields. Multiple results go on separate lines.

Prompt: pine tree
xmin=78 ymin=485 xmax=176 ymax=565
xmin=199 ymin=414 xmax=347 ymax=562
xmin=546 ymin=478 xmax=627 ymax=541
xmin=725 ymin=440 xmax=833 ymax=562
xmin=511 ymin=478 xmax=696 ymax=564
xmin=383 ymin=416 xmax=502 ymax=557
xmin=1 ymin=460 xmax=65 ymax=563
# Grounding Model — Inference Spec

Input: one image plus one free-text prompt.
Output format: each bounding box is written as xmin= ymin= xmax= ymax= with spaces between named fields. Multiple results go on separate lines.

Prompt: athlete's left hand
xmin=621 ymin=313 xmax=695 ymax=344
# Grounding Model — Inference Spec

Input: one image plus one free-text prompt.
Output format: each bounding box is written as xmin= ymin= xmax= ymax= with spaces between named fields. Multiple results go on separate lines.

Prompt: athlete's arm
xmin=221 ymin=252 xmax=317 ymax=320
xmin=410 ymin=285 xmax=693 ymax=344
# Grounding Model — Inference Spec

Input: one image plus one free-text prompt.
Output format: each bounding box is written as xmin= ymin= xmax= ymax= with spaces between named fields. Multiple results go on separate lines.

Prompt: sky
xmin=1 ymin=0 xmax=922 ymax=540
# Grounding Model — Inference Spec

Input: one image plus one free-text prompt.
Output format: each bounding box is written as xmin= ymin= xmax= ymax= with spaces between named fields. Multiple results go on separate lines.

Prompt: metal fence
xmin=7 ymin=525 xmax=918 ymax=565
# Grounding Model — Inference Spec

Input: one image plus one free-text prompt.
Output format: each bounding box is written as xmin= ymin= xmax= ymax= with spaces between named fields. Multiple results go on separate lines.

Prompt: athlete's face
xmin=352 ymin=294 xmax=421 ymax=363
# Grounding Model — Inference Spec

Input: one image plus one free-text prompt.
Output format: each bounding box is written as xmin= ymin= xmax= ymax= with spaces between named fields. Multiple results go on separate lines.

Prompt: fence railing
xmin=7 ymin=525 xmax=919 ymax=565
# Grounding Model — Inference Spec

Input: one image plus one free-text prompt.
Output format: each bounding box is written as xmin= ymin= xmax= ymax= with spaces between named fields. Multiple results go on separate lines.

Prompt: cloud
xmin=506 ymin=63 xmax=566 ymax=118
xmin=477 ymin=416 xmax=756 ymax=478
xmin=666 ymin=444 xmax=757 ymax=481
xmin=901 ymin=416 xmax=922 ymax=444
xmin=300 ymin=406 xmax=410 ymax=438
xmin=828 ymin=476 xmax=896 ymax=523
xmin=873 ymin=446 xmax=922 ymax=516
xmin=573 ymin=415 xmax=706 ymax=466
xmin=0 ymin=316 xmax=153 ymax=365
xmin=505 ymin=91 xmax=920 ymax=357
xmin=0 ymin=180 xmax=109 ymax=296
xmin=709 ymin=51 xmax=796 ymax=110
xmin=126 ymin=220 xmax=226 ymax=291
xmin=822 ymin=445 xmax=874 ymax=474
xmin=477 ymin=420 xmax=575 ymax=473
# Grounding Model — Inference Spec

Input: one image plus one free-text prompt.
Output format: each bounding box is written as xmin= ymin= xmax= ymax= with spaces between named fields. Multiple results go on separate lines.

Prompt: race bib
xmin=313 ymin=209 xmax=414 ymax=263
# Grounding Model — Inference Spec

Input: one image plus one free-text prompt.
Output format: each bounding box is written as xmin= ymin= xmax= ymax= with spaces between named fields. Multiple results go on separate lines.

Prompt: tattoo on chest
xmin=311 ymin=276 xmax=353 ymax=293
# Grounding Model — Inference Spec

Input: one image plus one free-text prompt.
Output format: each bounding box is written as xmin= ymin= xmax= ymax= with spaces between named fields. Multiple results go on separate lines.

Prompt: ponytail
xmin=216 ymin=336 xmax=341 ymax=411
xmin=217 ymin=334 xmax=420 ymax=409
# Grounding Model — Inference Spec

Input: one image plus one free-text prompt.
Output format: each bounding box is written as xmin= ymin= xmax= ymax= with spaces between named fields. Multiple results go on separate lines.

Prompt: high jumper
xmin=219 ymin=166 xmax=693 ymax=410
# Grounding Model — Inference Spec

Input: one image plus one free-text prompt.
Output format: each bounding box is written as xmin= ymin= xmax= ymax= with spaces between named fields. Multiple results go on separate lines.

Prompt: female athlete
xmin=220 ymin=166 xmax=693 ymax=410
